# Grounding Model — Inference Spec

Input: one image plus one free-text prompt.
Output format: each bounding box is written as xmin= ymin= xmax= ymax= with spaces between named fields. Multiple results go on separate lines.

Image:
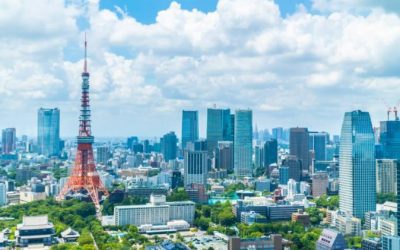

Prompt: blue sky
xmin=99 ymin=0 xmax=312 ymax=23
xmin=0 ymin=0 xmax=399 ymax=137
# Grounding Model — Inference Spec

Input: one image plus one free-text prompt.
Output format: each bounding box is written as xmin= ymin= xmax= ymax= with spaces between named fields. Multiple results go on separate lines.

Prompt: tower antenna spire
xmin=84 ymin=32 xmax=88 ymax=73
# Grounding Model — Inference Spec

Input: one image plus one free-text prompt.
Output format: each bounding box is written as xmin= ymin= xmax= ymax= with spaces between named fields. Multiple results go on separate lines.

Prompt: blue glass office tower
xmin=234 ymin=109 xmax=253 ymax=177
xmin=380 ymin=120 xmax=400 ymax=160
xmin=181 ymin=110 xmax=199 ymax=150
xmin=37 ymin=108 xmax=60 ymax=157
xmin=309 ymin=132 xmax=327 ymax=161
xmin=206 ymin=108 xmax=232 ymax=153
xmin=339 ymin=110 xmax=375 ymax=218
xmin=161 ymin=132 xmax=177 ymax=162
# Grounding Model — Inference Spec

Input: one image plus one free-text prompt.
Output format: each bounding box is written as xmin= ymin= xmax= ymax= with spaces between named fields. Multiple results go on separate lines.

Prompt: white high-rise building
xmin=184 ymin=150 xmax=207 ymax=187
xmin=114 ymin=194 xmax=195 ymax=226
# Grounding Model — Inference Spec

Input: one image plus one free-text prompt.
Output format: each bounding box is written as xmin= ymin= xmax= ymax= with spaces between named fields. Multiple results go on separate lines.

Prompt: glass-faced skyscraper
xmin=37 ymin=108 xmax=60 ymax=157
xmin=339 ymin=110 xmax=376 ymax=218
xmin=181 ymin=110 xmax=199 ymax=150
xmin=380 ymin=120 xmax=400 ymax=159
xmin=2 ymin=128 xmax=16 ymax=154
xmin=234 ymin=109 xmax=253 ymax=177
xmin=206 ymin=108 xmax=232 ymax=153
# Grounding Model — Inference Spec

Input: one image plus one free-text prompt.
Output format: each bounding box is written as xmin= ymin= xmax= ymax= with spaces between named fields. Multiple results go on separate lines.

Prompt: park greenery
xmin=0 ymin=198 xmax=143 ymax=249
xmin=314 ymin=194 xmax=339 ymax=210
xmin=377 ymin=192 xmax=396 ymax=204
xmin=166 ymin=188 xmax=189 ymax=202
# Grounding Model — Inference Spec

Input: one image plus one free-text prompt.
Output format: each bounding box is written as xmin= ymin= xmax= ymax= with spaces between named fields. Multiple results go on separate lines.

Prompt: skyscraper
xmin=161 ymin=132 xmax=177 ymax=162
xmin=37 ymin=108 xmax=60 ymax=157
xmin=206 ymin=108 xmax=231 ymax=154
xmin=181 ymin=110 xmax=199 ymax=150
xmin=184 ymin=150 xmax=208 ymax=187
xmin=380 ymin=120 xmax=400 ymax=159
xmin=290 ymin=127 xmax=310 ymax=172
xmin=309 ymin=132 xmax=327 ymax=161
xmin=264 ymin=139 xmax=278 ymax=168
xmin=376 ymin=159 xmax=397 ymax=194
xmin=234 ymin=109 xmax=253 ymax=177
xmin=339 ymin=110 xmax=376 ymax=218
xmin=1 ymin=128 xmax=16 ymax=154
xmin=282 ymin=155 xmax=302 ymax=182
xmin=215 ymin=141 xmax=234 ymax=172
xmin=96 ymin=146 xmax=110 ymax=165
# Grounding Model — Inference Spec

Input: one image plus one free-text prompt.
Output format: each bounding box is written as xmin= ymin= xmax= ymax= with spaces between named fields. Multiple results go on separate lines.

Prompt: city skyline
xmin=1 ymin=0 xmax=400 ymax=137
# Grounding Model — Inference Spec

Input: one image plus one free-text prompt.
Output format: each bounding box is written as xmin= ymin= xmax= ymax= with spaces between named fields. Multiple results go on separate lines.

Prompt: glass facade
xmin=37 ymin=108 xmax=60 ymax=157
xmin=339 ymin=110 xmax=376 ymax=218
xmin=181 ymin=110 xmax=199 ymax=150
xmin=234 ymin=109 xmax=253 ymax=177
xmin=206 ymin=108 xmax=231 ymax=154
xmin=380 ymin=120 xmax=400 ymax=160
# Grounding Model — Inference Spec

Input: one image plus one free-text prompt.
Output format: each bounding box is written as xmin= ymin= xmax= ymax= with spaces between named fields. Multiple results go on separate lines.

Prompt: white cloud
xmin=0 ymin=0 xmax=399 ymax=136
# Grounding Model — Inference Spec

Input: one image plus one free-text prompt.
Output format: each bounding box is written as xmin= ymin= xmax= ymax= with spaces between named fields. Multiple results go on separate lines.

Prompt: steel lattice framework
xmin=58 ymin=36 xmax=108 ymax=214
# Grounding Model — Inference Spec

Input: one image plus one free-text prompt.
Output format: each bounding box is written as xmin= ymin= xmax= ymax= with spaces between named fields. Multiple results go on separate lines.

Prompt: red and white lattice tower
xmin=58 ymin=36 xmax=108 ymax=213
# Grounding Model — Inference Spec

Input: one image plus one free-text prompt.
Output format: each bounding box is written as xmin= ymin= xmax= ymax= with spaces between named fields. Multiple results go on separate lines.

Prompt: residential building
xmin=316 ymin=229 xmax=346 ymax=250
xmin=382 ymin=235 xmax=400 ymax=250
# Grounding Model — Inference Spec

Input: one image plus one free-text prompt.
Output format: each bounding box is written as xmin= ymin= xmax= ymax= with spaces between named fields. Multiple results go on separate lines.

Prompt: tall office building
xmin=215 ymin=141 xmax=234 ymax=172
xmin=206 ymin=108 xmax=231 ymax=154
xmin=161 ymin=132 xmax=177 ymax=162
xmin=37 ymin=108 xmax=60 ymax=157
xmin=96 ymin=146 xmax=110 ymax=165
xmin=272 ymin=127 xmax=283 ymax=141
xmin=290 ymin=127 xmax=310 ymax=172
xmin=282 ymin=155 xmax=302 ymax=182
xmin=264 ymin=139 xmax=278 ymax=168
xmin=376 ymin=159 xmax=397 ymax=194
xmin=184 ymin=150 xmax=208 ymax=187
xmin=234 ymin=109 xmax=253 ymax=177
xmin=339 ymin=110 xmax=376 ymax=218
xmin=0 ymin=183 xmax=7 ymax=206
xmin=380 ymin=120 xmax=400 ymax=160
xmin=2 ymin=128 xmax=16 ymax=154
xmin=181 ymin=111 xmax=199 ymax=150
xmin=309 ymin=132 xmax=327 ymax=161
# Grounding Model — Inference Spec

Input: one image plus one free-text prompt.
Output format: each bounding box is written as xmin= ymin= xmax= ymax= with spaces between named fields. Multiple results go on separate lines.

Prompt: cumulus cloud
xmin=0 ymin=0 xmax=399 ymax=137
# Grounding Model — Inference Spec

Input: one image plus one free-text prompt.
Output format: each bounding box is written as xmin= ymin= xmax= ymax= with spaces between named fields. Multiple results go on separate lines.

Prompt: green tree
xmin=78 ymin=229 xmax=94 ymax=246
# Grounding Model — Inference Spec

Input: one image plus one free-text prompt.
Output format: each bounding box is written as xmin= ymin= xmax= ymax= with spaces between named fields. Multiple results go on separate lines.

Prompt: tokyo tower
xmin=58 ymin=36 xmax=108 ymax=214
